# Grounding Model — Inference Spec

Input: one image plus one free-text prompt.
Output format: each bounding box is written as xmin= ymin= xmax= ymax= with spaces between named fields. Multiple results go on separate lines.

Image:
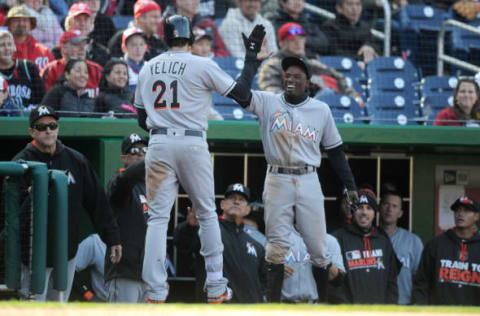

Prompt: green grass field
xmin=1 ymin=302 xmax=479 ymax=316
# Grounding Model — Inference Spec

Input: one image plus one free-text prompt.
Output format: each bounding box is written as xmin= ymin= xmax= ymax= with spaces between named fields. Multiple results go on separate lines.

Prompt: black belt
xmin=268 ymin=165 xmax=317 ymax=175
xmin=151 ymin=128 xmax=203 ymax=137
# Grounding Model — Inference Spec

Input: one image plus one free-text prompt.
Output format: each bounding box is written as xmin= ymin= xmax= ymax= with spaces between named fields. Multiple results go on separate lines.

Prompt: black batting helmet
xmin=163 ymin=15 xmax=193 ymax=47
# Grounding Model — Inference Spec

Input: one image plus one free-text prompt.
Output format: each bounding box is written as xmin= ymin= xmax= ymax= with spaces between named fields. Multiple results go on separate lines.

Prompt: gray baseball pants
xmin=263 ymin=170 xmax=331 ymax=267
xmin=106 ymin=278 xmax=147 ymax=303
xmin=142 ymin=133 xmax=227 ymax=301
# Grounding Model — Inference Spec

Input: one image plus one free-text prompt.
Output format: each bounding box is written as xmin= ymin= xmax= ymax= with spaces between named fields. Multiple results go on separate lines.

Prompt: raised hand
xmin=242 ymin=24 xmax=266 ymax=58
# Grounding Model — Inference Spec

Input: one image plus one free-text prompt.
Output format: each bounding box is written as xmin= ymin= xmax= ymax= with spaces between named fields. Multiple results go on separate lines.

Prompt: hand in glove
xmin=242 ymin=24 xmax=266 ymax=60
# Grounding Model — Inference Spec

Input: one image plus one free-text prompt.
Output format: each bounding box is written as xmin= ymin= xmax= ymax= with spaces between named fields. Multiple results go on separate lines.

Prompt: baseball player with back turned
xmin=230 ymin=54 xmax=359 ymax=302
xmin=134 ymin=15 xmax=269 ymax=303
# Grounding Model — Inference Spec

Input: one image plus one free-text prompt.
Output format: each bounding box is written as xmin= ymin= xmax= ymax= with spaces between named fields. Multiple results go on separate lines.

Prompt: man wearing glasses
xmin=104 ymin=133 xmax=150 ymax=303
xmin=13 ymin=105 xmax=122 ymax=301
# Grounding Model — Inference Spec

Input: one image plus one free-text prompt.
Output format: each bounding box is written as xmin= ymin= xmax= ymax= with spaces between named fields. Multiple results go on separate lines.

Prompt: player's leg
xmin=45 ymin=257 xmax=77 ymax=301
xmin=106 ymin=278 xmax=145 ymax=303
xmin=262 ymin=172 xmax=296 ymax=302
xmin=295 ymin=173 xmax=330 ymax=301
xmin=143 ymin=141 xmax=178 ymax=302
xmin=175 ymin=138 xmax=229 ymax=302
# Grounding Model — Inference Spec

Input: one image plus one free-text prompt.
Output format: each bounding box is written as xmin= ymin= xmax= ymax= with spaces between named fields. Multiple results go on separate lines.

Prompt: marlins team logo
xmin=37 ymin=106 xmax=51 ymax=116
xmin=130 ymin=133 xmax=142 ymax=143
xmin=64 ymin=170 xmax=76 ymax=185
xmin=246 ymin=241 xmax=257 ymax=257
xmin=270 ymin=110 xmax=290 ymax=131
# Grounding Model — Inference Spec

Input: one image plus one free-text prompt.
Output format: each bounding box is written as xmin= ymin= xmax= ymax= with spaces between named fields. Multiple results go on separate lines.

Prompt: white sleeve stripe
xmin=221 ymin=81 xmax=236 ymax=96
xmin=324 ymin=140 xmax=343 ymax=150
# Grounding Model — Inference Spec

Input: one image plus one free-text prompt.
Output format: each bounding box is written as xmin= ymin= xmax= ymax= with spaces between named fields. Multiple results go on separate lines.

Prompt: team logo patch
xmin=345 ymin=248 xmax=385 ymax=271
xmin=246 ymin=241 xmax=257 ymax=257
xmin=359 ymin=195 xmax=369 ymax=204
xmin=37 ymin=106 xmax=50 ymax=116
xmin=130 ymin=133 xmax=142 ymax=143
xmin=269 ymin=110 xmax=319 ymax=142
xmin=64 ymin=170 xmax=76 ymax=185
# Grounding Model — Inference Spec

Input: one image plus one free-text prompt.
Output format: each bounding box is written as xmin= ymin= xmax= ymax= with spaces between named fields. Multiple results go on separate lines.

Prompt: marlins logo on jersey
xmin=246 ymin=241 xmax=258 ymax=257
xmin=269 ymin=110 xmax=319 ymax=142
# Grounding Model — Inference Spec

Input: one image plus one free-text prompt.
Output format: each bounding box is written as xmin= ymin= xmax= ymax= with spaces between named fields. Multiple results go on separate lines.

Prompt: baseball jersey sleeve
xmin=247 ymin=90 xmax=269 ymax=117
xmin=203 ymin=59 xmax=236 ymax=96
xmin=134 ymin=67 xmax=146 ymax=109
xmin=327 ymin=234 xmax=346 ymax=273
xmin=321 ymin=105 xmax=343 ymax=150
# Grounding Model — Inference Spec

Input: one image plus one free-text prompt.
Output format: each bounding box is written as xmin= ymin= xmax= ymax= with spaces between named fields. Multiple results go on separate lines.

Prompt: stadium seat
xmin=319 ymin=56 xmax=367 ymax=97
xmin=366 ymin=57 xmax=419 ymax=80
xmin=420 ymin=94 xmax=454 ymax=125
xmin=451 ymin=22 xmax=480 ymax=72
xmin=420 ymin=76 xmax=457 ymax=97
xmin=366 ymin=93 xmax=424 ymax=125
xmin=397 ymin=5 xmax=448 ymax=75
xmin=213 ymin=57 xmax=244 ymax=73
xmin=213 ymin=105 xmax=256 ymax=121
xmin=316 ymin=94 xmax=367 ymax=124
xmin=368 ymin=73 xmax=419 ymax=99
xmin=112 ymin=15 xmax=133 ymax=30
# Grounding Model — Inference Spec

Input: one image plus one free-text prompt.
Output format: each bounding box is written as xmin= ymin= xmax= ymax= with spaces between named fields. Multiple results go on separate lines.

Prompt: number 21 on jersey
xmin=152 ymin=79 xmax=180 ymax=110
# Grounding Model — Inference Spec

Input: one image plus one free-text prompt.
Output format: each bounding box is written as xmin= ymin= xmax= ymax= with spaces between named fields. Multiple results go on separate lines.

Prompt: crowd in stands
xmin=0 ymin=0 xmax=478 ymax=125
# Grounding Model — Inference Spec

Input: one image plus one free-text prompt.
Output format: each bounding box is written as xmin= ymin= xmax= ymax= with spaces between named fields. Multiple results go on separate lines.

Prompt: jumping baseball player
xmin=229 ymin=55 xmax=359 ymax=302
xmin=134 ymin=15 xmax=269 ymax=303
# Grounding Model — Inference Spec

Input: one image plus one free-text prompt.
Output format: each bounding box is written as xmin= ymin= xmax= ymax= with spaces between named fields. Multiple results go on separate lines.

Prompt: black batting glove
xmin=242 ymin=24 xmax=266 ymax=60
xmin=346 ymin=190 xmax=360 ymax=212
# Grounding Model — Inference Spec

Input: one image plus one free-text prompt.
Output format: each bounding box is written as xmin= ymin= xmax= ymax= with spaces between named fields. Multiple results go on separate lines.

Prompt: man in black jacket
xmin=104 ymin=133 xmax=149 ymax=303
xmin=321 ymin=0 xmax=379 ymax=64
xmin=14 ymin=105 xmax=122 ymax=301
xmin=174 ymin=183 xmax=267 ymax=303
xmin=412 ymin=196 xmax=480 ymax=306
xmin=330 ymin=187 xmax=400 ymax=304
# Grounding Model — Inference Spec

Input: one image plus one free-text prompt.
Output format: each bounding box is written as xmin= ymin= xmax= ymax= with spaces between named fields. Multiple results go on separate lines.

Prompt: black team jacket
xmin=412 ymin=229 xmax=480 ymax=306
xmin=13 ymin=140 xmax=120 ymax=267
xmin=104 ymin=159 xmax=147 ymax=282
xmin=330 ymin=223 xmax=400 ymax=304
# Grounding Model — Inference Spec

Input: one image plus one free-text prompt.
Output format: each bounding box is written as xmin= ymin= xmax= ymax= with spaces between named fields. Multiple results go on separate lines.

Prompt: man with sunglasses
xmin=104 ymin=133 xmax=150 ymax=303
xmin=13 ymin=105 xmax=122 ymax=302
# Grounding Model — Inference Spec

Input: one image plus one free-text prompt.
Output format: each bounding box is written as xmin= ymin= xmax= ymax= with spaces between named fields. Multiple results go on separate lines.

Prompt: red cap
xmin=134 ymin=0 xmax=161 ymax=20
xmin=68 ymin=2 xmax=92 ymax=17
xmin=59 ymin=29 xmax=88 ymax=47
xmin=122 ymin=27 xmax=145 ymax=52
xmin=278 ymin=22 xmax=305 ymax=41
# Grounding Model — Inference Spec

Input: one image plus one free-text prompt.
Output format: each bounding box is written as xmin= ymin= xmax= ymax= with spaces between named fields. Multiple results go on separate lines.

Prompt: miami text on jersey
xmin=270 ymin=110 xmax=319 ymax=142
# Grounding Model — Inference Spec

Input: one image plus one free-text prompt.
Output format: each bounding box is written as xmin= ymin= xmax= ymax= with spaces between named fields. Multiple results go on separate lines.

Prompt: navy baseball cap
xmin=225 ymin=183 xmax=250 ymax=201
xmin=29 ymin=105 xmax=59 ymax=127
xmin=121 ymin=133 xmax=148 ymax=154
xmin=451 ymin=196 xmax=480 ymax=212
xmin=282 ymin=56 xmax=312 ymax=79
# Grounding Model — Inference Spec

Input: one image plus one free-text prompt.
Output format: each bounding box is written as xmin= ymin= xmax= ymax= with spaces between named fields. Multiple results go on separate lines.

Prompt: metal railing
xmin=304 ymin=0 xmax=391 ymax=56
xmin=437 ymin=19 xmax=480 ymax=75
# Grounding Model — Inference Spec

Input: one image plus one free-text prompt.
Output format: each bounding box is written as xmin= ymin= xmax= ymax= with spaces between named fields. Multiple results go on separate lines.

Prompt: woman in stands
xmin=94 ymin=59 xmax=135 ymax=118
xmin=434 ymin=78 xmax=480 ymax=126
xmin=41 ymin=58 xmax=95 ymax=117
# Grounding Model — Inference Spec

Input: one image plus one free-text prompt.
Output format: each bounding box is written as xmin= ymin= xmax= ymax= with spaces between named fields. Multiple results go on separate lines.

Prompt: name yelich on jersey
xmin=150 ymin=61 xmax=187 ymax=76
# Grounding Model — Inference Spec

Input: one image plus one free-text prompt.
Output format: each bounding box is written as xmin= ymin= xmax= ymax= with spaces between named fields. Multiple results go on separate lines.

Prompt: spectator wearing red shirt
xmin=434 ymin=78 xmax=480 ymax=126
xmin=159 ymin=0 xmax=229 ymax=57
xmin=40 ymin=30 xmax=103 ymax=98
xmin=4 ymin=6 xmax=54 ymax=72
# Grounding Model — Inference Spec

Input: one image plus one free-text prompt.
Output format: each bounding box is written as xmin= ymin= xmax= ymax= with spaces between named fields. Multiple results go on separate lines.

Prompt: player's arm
xmin=326 ymin=145 xmax=357 ymax=193
xmin=137 ymin=108 xmax=148 ymax=132
xmin=228 ymin=25 xmax=268 ymax=108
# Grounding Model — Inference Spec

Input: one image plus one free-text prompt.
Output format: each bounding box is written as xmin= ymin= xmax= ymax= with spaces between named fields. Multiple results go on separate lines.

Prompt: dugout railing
xmin=0 ymin=161 xmax=68 ymax=301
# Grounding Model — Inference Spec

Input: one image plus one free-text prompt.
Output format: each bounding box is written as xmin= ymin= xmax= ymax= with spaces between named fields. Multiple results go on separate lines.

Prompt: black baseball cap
xmin=357 ymin=188 xmax=378 ymax=212
xmin=121 ymin=133 xmax=148 ymax=154
xmin=29 ymin=105 xmax=59 ymax=127
xmin=225 ymin=183 xmax=250 ymax=201
xmin=282 ymin=56 xmax=312 ymax=79
xmin=451 ymin=196 xmax=480 ymax=212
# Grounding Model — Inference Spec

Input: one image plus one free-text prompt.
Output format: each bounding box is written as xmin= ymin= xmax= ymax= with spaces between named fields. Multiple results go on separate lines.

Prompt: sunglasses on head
xmin=34 ymin=122 xmax=58 ymax=131
xmin=288 ymin=26 xmax=303 ymax=36
xmin=128 ymin=146 xmax=148 ymax=155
